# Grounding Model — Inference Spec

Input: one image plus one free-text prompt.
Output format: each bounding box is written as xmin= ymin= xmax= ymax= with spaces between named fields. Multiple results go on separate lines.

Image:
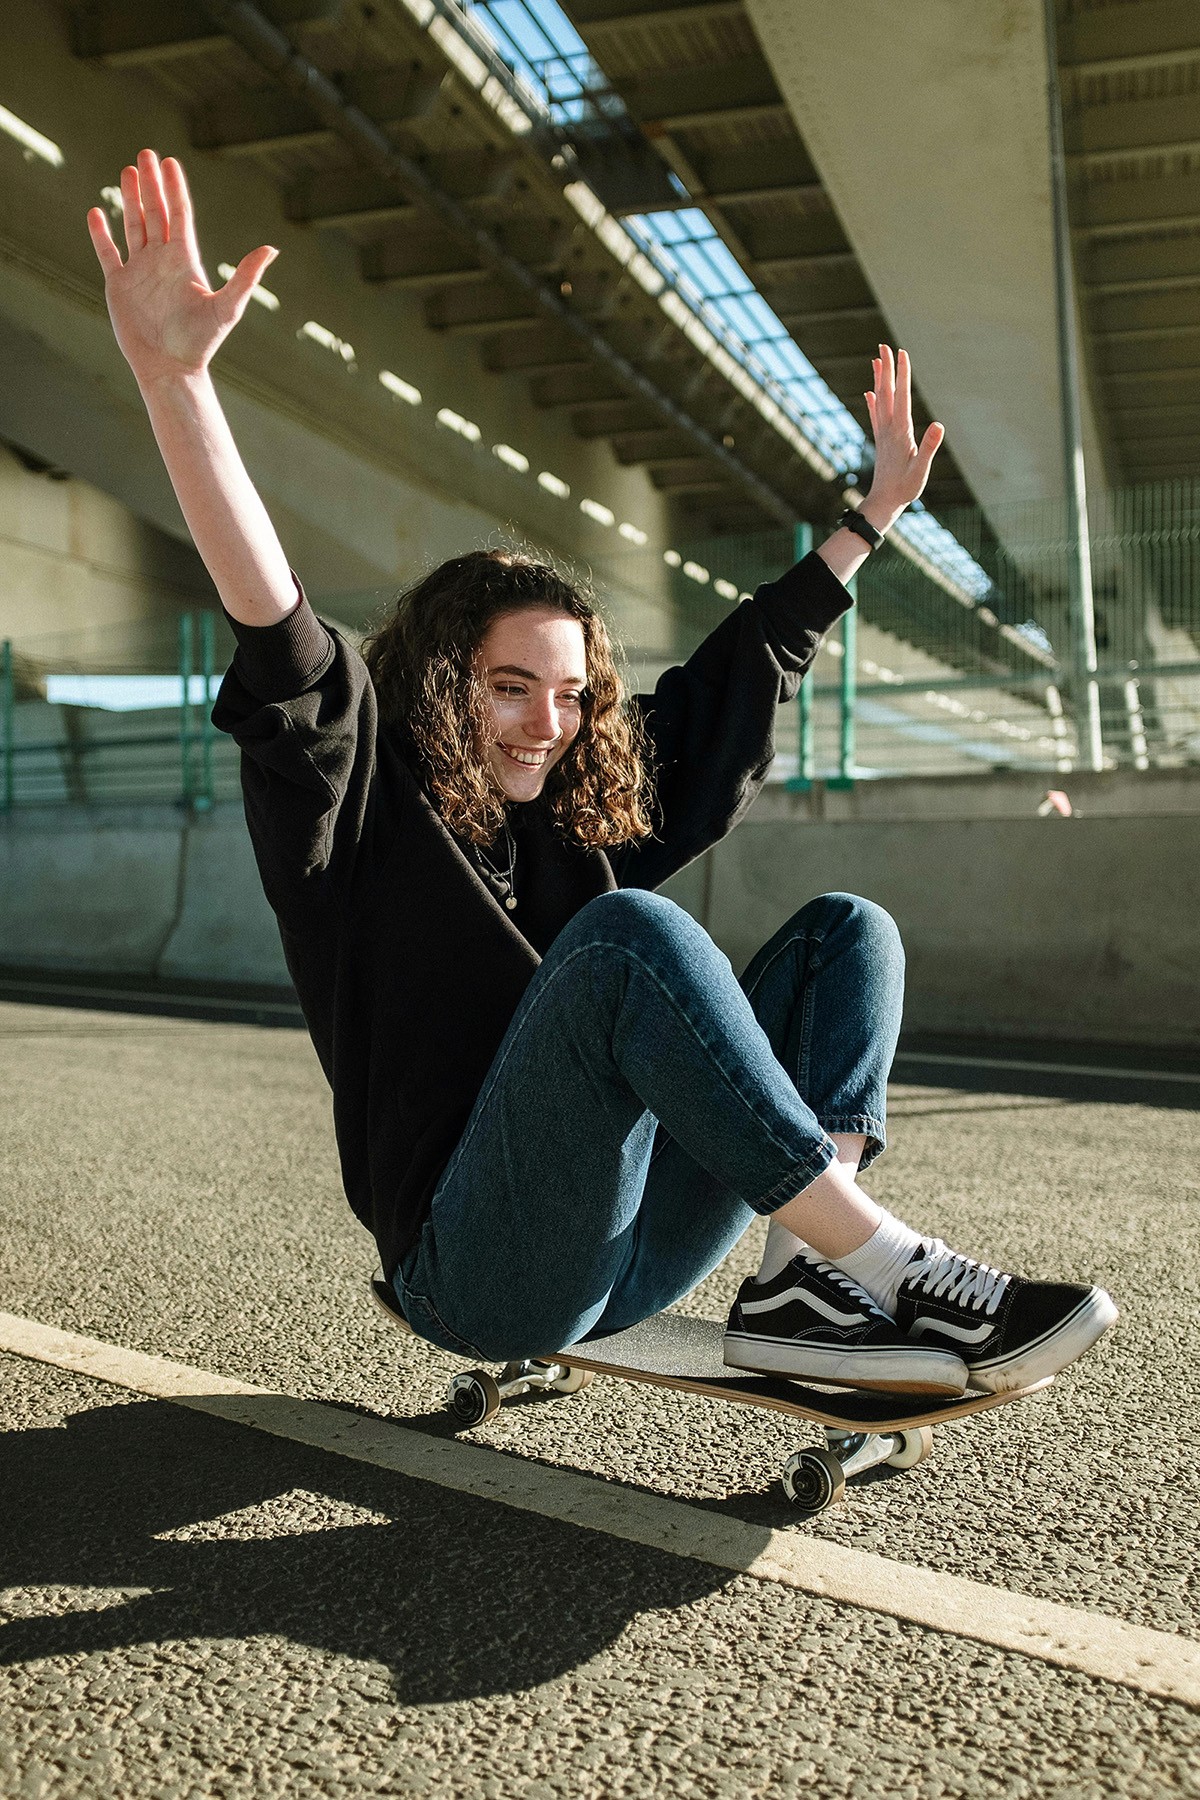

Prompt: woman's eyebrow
xmin=488 ymin=663 xmax=586 ymax=684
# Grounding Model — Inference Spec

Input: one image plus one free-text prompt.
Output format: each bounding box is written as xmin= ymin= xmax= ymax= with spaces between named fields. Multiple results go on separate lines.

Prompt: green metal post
xmin=179 ymin=612 xmax=194 ymax=807
xmin=834 ymin=578 xmax=857 ymax=787
xmin=1 ymin=640 xmax=13 ymax=811
xmin=788 ymin=523 xmax=815 ymax=790
xmin=198 ymin=609 xmax=215 ymax=810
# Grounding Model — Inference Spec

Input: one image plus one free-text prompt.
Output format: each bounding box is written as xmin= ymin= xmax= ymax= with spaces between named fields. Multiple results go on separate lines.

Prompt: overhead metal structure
xmin=551 ymin=0 xmax=975 ymax=513
xmin=1060 ymin=0 xmax=1200 ymax=486
xmin=68 ymin=0 xmax=849 ymax=537
xmin=72 ymin=0 xmax=1198 ymax=702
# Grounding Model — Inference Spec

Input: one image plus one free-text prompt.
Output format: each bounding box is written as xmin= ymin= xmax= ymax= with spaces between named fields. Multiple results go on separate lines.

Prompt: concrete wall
xmin=0 ymin=804 xmax=290 ymax=988
xmin=2 ymin=766 xmax=1197 ymax=1050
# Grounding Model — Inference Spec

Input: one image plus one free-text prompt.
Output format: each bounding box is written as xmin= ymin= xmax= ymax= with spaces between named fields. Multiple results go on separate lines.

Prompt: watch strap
xmin=836 ymin=507 xmax=885 ymax=551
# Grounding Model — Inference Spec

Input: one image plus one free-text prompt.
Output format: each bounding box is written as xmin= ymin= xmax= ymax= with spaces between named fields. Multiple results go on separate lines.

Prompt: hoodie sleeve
xmin=611 ymin=550 xmax=849 ymax=891
xmin=210 ymin=580 xmax=379 ymax=932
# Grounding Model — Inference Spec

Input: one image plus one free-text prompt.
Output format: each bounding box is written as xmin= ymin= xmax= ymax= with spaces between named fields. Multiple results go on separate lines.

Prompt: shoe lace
xmin=799 ymin=1251 xmax=892 ymax=1321
xmin=907 ymin=1238 xmax=1010 ymax=1315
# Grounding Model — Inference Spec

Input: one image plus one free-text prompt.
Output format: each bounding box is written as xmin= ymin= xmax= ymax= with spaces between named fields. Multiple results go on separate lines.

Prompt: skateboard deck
xmin=553 ymin=1311 xmax=1051 ymax=1433
xmin=370 ymin=1274 xmax=1052 ymax=1514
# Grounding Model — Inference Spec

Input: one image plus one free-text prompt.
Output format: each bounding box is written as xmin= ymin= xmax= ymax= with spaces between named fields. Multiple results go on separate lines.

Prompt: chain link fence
xmin=2 ymin=479 xmax=1198 ymax=808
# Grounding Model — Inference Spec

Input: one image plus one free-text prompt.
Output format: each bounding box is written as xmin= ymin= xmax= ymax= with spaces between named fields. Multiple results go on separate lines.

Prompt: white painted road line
xmin=3 ymin=1309 xmax=1197 ymax=1709
xmin=894 ymin=1051 xmax=1200 ymax=1085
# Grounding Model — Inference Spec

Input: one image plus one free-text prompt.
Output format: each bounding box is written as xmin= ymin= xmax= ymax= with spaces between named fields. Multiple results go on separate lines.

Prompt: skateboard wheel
xmin=446 ymin=1370 xmax=502 ymax=1428
xmin=782 ymin=1447 xmax=846 ymax=1515
xmin=886 ymin=1426 xmax=934 ymax=1470
xmin=548 ymin=1364 xmax=594 ymax=1394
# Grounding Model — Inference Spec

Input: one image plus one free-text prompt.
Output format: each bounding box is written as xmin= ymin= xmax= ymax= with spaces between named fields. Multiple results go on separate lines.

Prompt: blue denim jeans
xmin=395 ymin=889 xmax=905 ymax=1360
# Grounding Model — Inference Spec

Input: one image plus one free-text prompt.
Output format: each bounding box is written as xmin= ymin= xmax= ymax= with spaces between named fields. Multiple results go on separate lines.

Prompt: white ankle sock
xmin=755 ymin=1217 xmax=809 ymax=1284
xmin=833 ymin=1212 xmax=925 ymax=1315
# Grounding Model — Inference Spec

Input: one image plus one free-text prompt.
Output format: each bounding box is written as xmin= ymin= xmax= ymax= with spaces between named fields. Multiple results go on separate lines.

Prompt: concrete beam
xmin=1076 ymin=170 xmax=1200 ymax=240
xmin=611 ymin=429 xmax=699 ymax=462
xmin=1070 ymin=92 xmax=1200 ymax=164
xmin=70 ymin=0 xmax=339 ymax=66
xmin=1061 ymin=0 xmax=1200 ymax=76
xmin=746 ymin=0 xmax=1110 ymax=517
xmin=687 ymin=139 xmax=821 ymax=199
xmin=362 ymin=220 xmax=567 ymax=290
xmin=192 ymin=67 xmax=444 ymax=157
xmin=575 ymin=1 xmax=747 ymax=35
xmin=569 ymin=402 xmax=662 ymax=437
xmin=620 ymin=55 xmax=783 ymax=128
xmin=528 ymin=368 xmax=628 ymax=407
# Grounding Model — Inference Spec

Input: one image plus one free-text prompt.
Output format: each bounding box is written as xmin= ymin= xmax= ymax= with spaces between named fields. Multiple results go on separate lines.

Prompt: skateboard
xmin=369 ymin=1272 xmax=1051 ymax=1516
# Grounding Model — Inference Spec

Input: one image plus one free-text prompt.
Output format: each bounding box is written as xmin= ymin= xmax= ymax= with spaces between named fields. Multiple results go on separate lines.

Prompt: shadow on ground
xmin=0 ymin=1397 xmax=731 ymax=1701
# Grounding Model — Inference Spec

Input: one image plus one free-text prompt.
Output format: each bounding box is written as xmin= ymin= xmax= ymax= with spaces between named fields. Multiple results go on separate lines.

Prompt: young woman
xmin=88 ymin=150 xmax=1116 ymax=1396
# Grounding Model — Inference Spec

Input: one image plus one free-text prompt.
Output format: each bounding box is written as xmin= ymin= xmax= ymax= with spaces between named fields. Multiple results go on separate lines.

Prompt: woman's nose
xmin=525 ymin=696 xmax=559 ymax=742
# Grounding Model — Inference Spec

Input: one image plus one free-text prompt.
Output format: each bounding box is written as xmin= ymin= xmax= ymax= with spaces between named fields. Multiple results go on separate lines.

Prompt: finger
xmin=160 ymin=156 xmax=198 ymax=255
xmin=879 ymin=343 xmax=896 ymax=413
xmin=137 ymin=148 xmax=169 ymax=244
xmin=864 ymin=389 xmax=877 ymax=432
xmin=915 ymin=421 xmax=946 ymax=488
xmin=86 ymin=206 xmax=124 ymax=278
xmin=871 ymin=357 xmax=885 ymax=422
xmin=119 ymin=164 xmax=146 ymax=255
xmin=213 ymin=245 xmax=279 ymax=326
xmin=896 ymin=347 xmax=912 ymax=426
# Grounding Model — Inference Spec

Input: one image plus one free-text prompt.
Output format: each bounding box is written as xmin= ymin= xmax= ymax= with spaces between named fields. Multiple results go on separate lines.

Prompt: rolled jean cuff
xmin=819 ymin=1112 xmax=887 ymax=1173
xmin=751 ymin=1132 xmax=839 ymax=1217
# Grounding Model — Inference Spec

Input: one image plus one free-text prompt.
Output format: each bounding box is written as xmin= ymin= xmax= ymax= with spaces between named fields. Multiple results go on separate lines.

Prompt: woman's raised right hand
xmin=87 ymin=149 xmax=277 ymax=389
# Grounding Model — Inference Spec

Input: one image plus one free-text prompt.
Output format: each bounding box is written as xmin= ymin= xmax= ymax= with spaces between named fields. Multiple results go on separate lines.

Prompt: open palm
xmin=865 ymin=345 xmax=944 ymax=513
xmin=87 ymin=150 xmax=276 ymax=387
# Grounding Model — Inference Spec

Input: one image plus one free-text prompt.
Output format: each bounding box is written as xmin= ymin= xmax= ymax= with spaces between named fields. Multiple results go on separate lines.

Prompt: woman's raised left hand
xmin=861 ymin=345 xmax=944 ymax=529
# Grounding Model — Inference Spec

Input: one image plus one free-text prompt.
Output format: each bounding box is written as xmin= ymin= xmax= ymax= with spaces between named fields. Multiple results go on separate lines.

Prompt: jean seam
xmin=742 ymin=927 xmax=823 ymax=1098
xmin=752 ymin=1134 xmax=839 ymax=1215
xmin=402 ymin=1282 xmax=488 ymax=1360
xmin=438 ymin=933 xmax=825 ymax=1195
xmin=820 ymin=1112 xmax=886 ymax=1139
xmin=740 ymin=929 xmax=821 ymax=1008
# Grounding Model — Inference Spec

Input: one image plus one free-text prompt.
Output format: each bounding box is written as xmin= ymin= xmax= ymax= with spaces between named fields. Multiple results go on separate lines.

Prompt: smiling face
xmin=477 ymin=606 xmax=588 ymax=803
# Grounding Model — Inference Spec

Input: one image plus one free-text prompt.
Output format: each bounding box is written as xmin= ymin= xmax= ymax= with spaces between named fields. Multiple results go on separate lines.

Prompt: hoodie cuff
xmin=226 ymin=574 xmax=336 ymax=703
xmin=751 ymin=549 xmax=852 ymax=649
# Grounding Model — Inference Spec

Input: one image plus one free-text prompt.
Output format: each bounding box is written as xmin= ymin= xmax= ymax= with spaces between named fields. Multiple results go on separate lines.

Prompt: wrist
xmin=136 ymin=364 xmax=214 ymax=406
xmin=859 ymin=491 xmax=907 ymax=535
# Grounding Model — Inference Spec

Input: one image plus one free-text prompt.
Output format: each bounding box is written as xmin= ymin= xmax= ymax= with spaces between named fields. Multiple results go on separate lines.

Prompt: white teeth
xmin=501 ymin=746 xmax=547 ymax=766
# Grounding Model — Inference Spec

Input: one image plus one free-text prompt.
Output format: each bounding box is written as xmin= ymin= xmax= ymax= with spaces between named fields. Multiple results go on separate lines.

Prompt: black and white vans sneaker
xmin=724 ymin=1251 xmax=969 ymax=1395
xmin=892 ymin=1239 xmax=1118 ymax=1393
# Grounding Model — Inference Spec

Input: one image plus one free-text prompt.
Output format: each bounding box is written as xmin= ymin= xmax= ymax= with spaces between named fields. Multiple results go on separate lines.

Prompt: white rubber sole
xmin=967 ymin=1288 xmax=1119 ymax=1394
xmin=723 ymin=1332 xmax=968 ymax=1396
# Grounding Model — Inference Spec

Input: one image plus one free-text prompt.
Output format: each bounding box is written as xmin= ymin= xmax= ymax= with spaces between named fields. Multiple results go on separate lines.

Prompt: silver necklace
xmin=476 ymin=822 xmax=518 ymax=909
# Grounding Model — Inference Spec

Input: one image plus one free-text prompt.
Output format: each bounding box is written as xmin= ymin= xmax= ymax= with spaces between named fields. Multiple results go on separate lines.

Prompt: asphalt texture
xmin=2 ymin=997 xmax=1198 ymax=1799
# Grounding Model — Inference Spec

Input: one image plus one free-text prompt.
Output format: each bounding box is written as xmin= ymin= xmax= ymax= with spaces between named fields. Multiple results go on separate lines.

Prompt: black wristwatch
xmin=836 ymin=507 xmax=885 ymax=551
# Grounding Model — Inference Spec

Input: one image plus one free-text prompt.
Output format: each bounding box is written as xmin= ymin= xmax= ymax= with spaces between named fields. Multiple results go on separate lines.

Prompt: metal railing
xmin=0 ymin=611 xmax=239 ymax=812
xmin=2 ymin=478 xmax=1199 ymax=810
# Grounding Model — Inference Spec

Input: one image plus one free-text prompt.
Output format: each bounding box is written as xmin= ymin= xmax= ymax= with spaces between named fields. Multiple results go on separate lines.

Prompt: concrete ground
xmin=1 ymin=997 xmax=1198 ymax=1799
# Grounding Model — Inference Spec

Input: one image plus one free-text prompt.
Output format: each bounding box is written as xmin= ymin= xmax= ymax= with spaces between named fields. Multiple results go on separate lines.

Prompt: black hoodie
xmin=212 ymin=551 xmax=849 ymax=1279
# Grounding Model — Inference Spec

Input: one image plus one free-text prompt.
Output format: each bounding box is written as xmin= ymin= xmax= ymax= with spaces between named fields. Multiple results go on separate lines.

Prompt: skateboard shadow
xmin=0 ymin=1395 xmax=741 ymax=1702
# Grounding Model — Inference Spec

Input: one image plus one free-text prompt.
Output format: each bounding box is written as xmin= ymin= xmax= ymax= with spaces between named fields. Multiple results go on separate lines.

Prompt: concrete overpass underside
xmin=0 ymin=0 xmax=1196 ymax=753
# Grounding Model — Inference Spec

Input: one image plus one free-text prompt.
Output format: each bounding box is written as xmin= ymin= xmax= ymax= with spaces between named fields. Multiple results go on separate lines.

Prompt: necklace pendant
xmin=505 ymin=893 xmax=518 ymax=910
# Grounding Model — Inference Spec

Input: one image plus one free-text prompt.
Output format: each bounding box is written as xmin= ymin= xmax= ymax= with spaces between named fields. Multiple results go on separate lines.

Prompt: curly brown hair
xmin=362 ymin=548 xmax=653 ymax=849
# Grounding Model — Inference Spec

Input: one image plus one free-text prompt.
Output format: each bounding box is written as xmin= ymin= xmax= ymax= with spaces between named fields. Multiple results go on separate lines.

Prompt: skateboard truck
xmin=782 ymin=1426 xmax=933 ymax=1513
xmin=446 ymin=1359 xmax=593 ymax=1428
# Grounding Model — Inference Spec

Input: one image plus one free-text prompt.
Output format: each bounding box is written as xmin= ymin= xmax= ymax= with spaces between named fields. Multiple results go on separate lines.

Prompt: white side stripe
xmin=739 ymin=1290 xmax=867 ymax=1327
xmin=908 ymin=1317 xmax=995 ymax=1346
xmin=2 ymin=1310 xmax=1198 ymax=1709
